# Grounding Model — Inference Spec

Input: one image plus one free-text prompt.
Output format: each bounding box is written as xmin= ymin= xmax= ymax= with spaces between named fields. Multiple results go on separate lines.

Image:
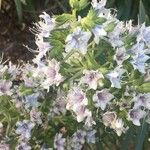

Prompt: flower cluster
xmin=0 ymin=0 xmax=150 ymax=149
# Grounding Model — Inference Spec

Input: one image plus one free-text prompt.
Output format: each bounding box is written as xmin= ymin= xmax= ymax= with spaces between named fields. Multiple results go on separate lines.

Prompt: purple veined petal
xmin=128 ymin=109 xmax=146 ymax=126
xmin=65 ymin=27 xmax=91 ymax=54
xmin=93 ymin=89 xmax=114 ymax=110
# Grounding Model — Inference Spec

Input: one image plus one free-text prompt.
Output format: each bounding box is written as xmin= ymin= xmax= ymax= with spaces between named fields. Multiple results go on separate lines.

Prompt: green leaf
xmin=69 ymin=0 xmax=89 ymax=11
xmin=79 ymin=0 xmax=89 ymax=10
xmin=136 ymin=82 xmax=150 ymax=93
xmin=81 ymin=9 xmax=106 ymax=29
xmin=135 ymin=120 xmax=148 ymax=150
xmin=19 ymin=85 xmax=33 ymax=96
xmin=104 ymin=21 xmax=116 ymax=32
xmin=55 ymin=14 xmax=74 ymax=26
xmin=14 ymin=0 xmax=23 ymax=22
xmin=139 ymin=0 xmax=146 ymax=25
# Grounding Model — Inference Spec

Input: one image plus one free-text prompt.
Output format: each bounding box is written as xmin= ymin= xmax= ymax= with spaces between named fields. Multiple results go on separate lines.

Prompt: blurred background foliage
xmin=1 ymin=0 xmax=150 ymax=24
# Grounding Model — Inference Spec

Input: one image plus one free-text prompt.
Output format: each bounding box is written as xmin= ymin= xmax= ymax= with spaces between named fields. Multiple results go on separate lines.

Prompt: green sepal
xmin=136 ymin=82 xmax=150 ymax=93
xmin=81 ymin=9 xmax=106 ymax=30
xmin=55 ymin=14 xmax=75 ymax=26
xmin=19 ymin=85 xmax=33 ymax=96
xmin=69 ymin=0 xmax=89 ymax=11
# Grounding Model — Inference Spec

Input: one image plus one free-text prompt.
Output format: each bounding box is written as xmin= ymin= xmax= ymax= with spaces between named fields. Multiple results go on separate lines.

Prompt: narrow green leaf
xmin=14 ymin=0 xmax=23 ymax=22
xmin=135 ymin=120 xmax=148 ymax=150
xmin=139 ymin=0 xmax=146 ymax=24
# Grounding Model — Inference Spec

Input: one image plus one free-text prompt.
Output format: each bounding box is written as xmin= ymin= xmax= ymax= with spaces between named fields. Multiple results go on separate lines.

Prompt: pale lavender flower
xmin=128 ymin=108 xmax=146 ymax=126
xmin=30 ymin=108 xmax=42 ymax=124
xmin=80 ymin=70 xmax=104 ymax=90
xmin=16 ymin=120 xmax=35 ymax=139
xmin=102 ymin=111 xmax=117 ymax=127
xmin=86 ymin=130 xmax=96 ymax=143
xmin=137 ymin=24 xmax=150 ymax=46
xmin=133 ymin=93 xmax=150 ymax=109
xmin=92 ymin=25 xmax=107 ymax=44
xmin=0 ymin=144 xmax=9 ymax=150
xmin=108 ymin=22 xmax=124 ymax=48
xmin=0 ymin=80 xmax=12 ymax=96
xmin=130 ymin=53 xmax=149 ymax=73
xmin=24 ymin=93 xmax=40 ymax=108
xmin=66 ymin=87 xmax=91 ymax=123
xmin=114 ymin=47 xmax=129 ymax=65
xmin=49 ymin=92 xmax=66 ymax=118
xmin=66 ymin=87 xmax=88 ymax=111
xmin=16 ymin=142 xmax=31 ymax=150
xmin=71 ymin=130 xmax=86 ymax=150
xmin=93 ymin=89 xmax=114 ymax=110
xmin=65 ymin=27 xmax=91 ymax=54
xmin=54 ymin=133 xmax=65 ymax=150
xmin=107 ymin=67 xmax=125 ymax=89
xmin=42 ymin=59 xmax=63 ymax=91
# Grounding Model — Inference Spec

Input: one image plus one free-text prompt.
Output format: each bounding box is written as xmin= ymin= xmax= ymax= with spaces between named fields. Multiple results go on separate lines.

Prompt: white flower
xmin=75 ymin=106 xmax=91 ymax=122
xmin=80 ymin=70 xmax=104 ymax=90
xmin=54 ymin=133 xmax=65 ymax=150
xmin=103 ymin=112 xmax=127 ymax=136
xmin=130 ymin=53 xmax=149 ymax=73
xmin=128 ymin=108 xmax=146 ymax=126
xmin=35 ymin=12 xmax=55 ymax=38
xmin=91 ymin=0 xmax=107 ymax=10
xmin=85 ymin=112 xmax=96 ymax=127
xmin=107 ymin=67 xmax=125 ymax=89
xmin=133 ymin=93 xmax=150 ymax=109
xmin=93 ymin=89 xmax=114 ymax=110
xmin=111 ymin=118 xmax=127 ymax=136
xmin=92 ymin=25 xmax=107 ymax=44
xmin=102 ymin=111 xmax=117 ymax=127
xmin=7 ymin=62 xmax=20 ymax=80
xmin=0 ymin=80 xmax=12 ymax=96
xmin=114 ymin=47 xmax=129 ymax=65
xmin=16 ymin=120 xmax=35 ymax=139
xmin=35 ymin=36 xmax=51 ymax=59
xmin=65 ymin=27 xmax=91 ymax=54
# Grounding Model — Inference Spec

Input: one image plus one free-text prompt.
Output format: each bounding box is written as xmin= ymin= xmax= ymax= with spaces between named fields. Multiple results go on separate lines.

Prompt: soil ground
xmin=0 ymin=0 xmax=67 ymax=63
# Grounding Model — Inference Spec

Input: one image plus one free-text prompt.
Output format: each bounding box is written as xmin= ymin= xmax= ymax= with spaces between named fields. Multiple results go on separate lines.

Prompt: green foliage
xmin=69 ymin=0 xmax=89 ymax=11
xmin=106 ymin=0 xmax=150 ymax=25
xmin=14 ymin=0 xmax=23 ymax=22
xmin=81 ymin=9 xmax=106 ymax=30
